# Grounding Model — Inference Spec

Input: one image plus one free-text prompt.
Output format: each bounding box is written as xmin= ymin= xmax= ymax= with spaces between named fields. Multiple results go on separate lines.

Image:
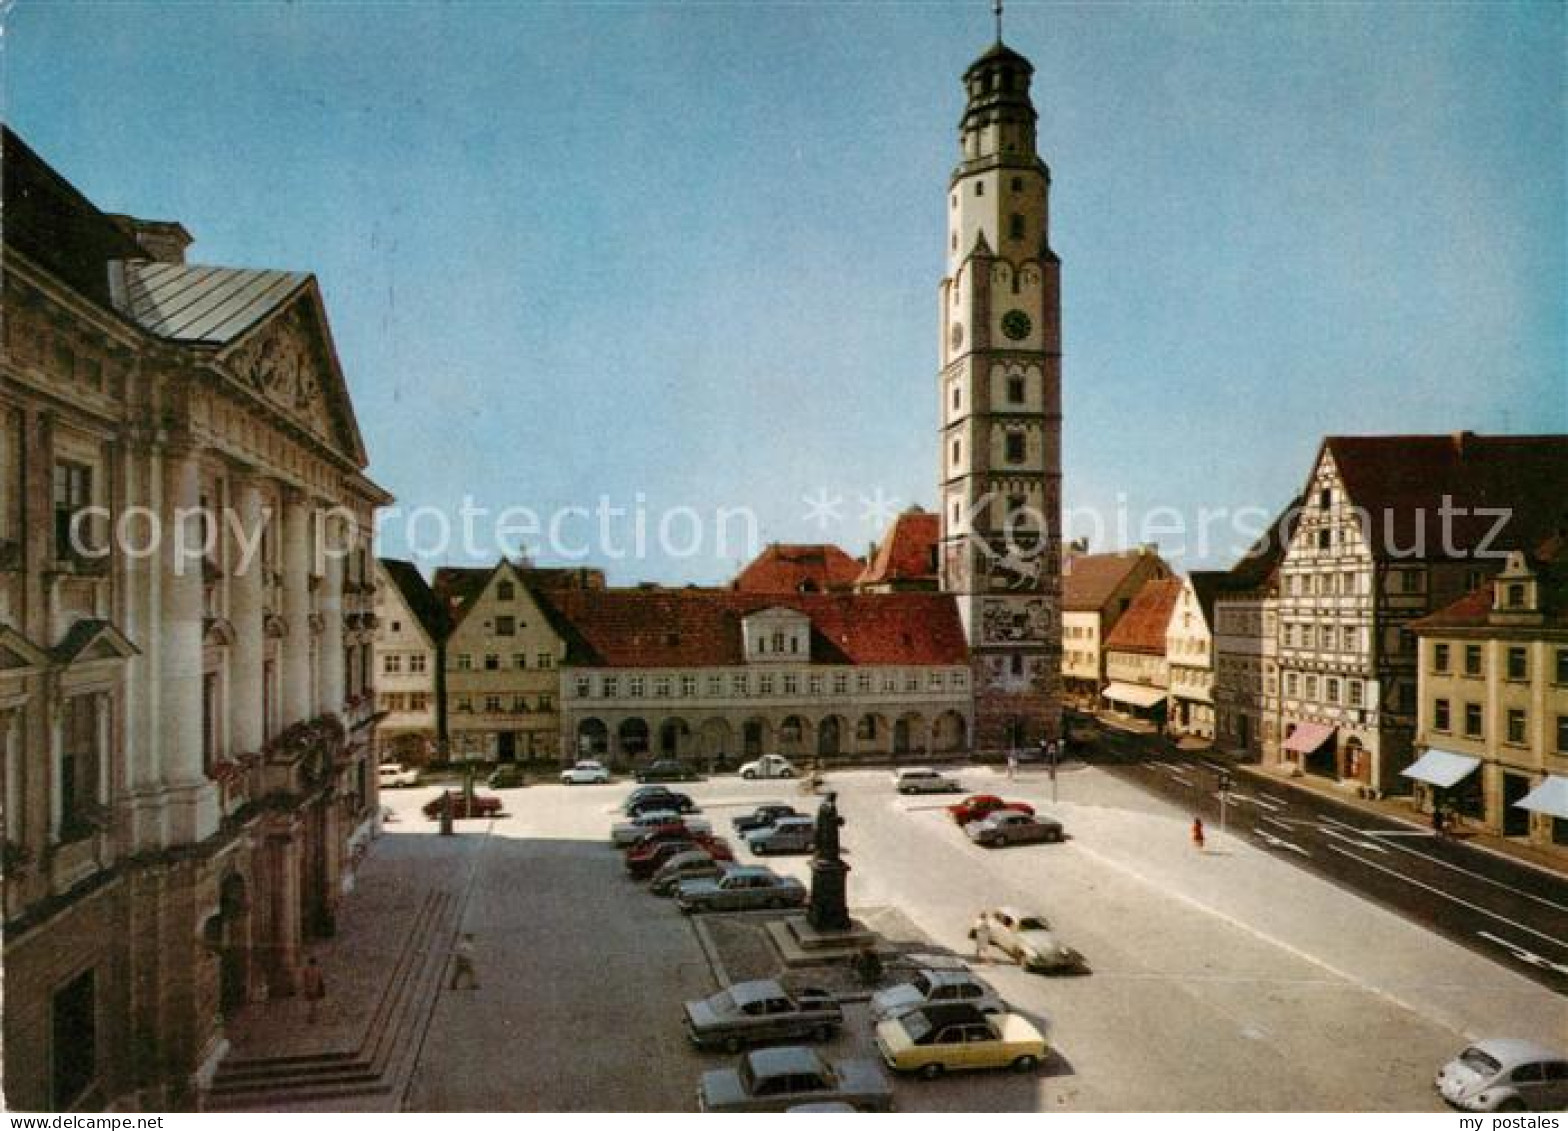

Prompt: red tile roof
xmin=1104 ymin=578 xmax=1182 ymax=654
xmin=1412 ymin=536 xmax=1568 ymax=630
xmin=733 ymin=544 xmax=864 ymax=594
xmin=1062 ymin=550 xmax=1165 ymax=611
xmin=534 ymin=588 xmax=969 ymax=668
xmin=1323 ymin=434 xmax=1568 ymax=560
xmin=859 ymin=510 xmax=940 ymax=587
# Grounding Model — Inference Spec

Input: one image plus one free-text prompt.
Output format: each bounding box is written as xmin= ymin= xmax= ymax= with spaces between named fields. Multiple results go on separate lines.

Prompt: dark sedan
xmin=422 ymin=790 xmax=503 ymax=820
xmin=627 ymin=790 xmax=698 ymax=816
xmin=732 ymin=802 xmax=800 ymax=834
xmin=636 ymin=760 xmax=703 ymax=783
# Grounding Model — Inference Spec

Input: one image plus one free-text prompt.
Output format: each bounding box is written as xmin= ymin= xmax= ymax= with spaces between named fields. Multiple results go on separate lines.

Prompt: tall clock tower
xmin=937 ymin=35 xmax=1063 ymax=753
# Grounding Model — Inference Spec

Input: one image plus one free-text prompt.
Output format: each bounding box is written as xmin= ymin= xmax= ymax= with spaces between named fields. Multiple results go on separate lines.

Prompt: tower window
xmin=1007 ymin=376 xmax=1025 ymax=403
xmin=951 ymin=439 xmax=962 ymax=464
xmin=1009 ymin=214 xmax=1025 ymax=241
xmin=951 ymin=194 xmax=957 ymax=208
xmin=951 ymin=385 xmax=960 ymax=410
xmin=1011 ymin=176 xmax=1023 ymax=192
xmin=974 ymin=182 xmax=984 ymax=197
xmin=1005 ymin=432 xmax=1026 ymax=464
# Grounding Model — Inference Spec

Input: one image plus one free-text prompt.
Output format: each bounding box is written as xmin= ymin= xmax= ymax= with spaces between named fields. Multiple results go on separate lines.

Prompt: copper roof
xmin=734 ymin=544 xmax=863 ymax=594
xmin=535 ymin=588 xmax=968 ymax=668
xmin=115 ymin=260 xmax=309 ymax=344
xmin=1104 ymin=578 xmax=1183 ymax=655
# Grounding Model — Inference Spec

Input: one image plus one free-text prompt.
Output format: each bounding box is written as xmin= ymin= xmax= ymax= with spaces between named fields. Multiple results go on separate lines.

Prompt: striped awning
xmin=1401 ymin=748 xmax=1481 ymax=789
xmin=1102 ymin=681 xmax=1167 ymax=709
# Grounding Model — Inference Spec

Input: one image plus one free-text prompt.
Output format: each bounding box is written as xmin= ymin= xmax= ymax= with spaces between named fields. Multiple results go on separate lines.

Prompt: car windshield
xmin=900 ymin=1011 xmax=935 ymax=1043
xmin=910 ymin=973 xmax=934 ymax=997
xmin=704 ymin=990 xmax=736 ymax=1014
xmin=1017 ymin=916 xmax=1051 ymax=931
xmin=1459 ymin=1048 xmax=1503 ymax=1076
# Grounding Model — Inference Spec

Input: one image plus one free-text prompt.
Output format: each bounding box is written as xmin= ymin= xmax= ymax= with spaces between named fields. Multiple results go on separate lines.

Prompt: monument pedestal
xmin=767 ymin=914 xmax=879 ymax=967
xmin=807 ymin=857 xmax=851 ymax=933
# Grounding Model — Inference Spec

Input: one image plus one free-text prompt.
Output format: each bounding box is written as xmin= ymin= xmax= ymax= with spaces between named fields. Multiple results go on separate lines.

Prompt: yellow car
xmin=875 ymin=1003 xmax=1047 ymax=1080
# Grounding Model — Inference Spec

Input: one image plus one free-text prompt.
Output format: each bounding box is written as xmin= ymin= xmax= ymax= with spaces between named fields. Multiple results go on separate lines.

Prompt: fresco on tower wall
xmin=980 ymin=597 xmax=1052 ymax=643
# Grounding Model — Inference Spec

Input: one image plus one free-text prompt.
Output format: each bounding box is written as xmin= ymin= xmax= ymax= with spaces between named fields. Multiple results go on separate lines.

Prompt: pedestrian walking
xmin=1432 ymin=805 xmax=1445 ymax=835
xmin=1191 ymin=816 xmax=1206 ymax=851
xmin=972 ymin=914 xmax=992 ymax=962
xmin=1006 ymin=750 xmax=1018 ymax=780
xmin=300 ymin=956 xmax=326 ymax=1024
xmin=450 ymin=932 xmax=479 ymax=990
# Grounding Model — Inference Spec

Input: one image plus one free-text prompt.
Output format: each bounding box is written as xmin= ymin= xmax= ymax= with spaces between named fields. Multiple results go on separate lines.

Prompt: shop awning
xmin=1401 ymin=748 xmax=1481 ymax=789
xmin=1102 ymin=681 xmax=1167 ymax=709
xmin=1516 ymin=775 xmax=1568 ymax=820
xmin=1283 ymin=722 xmax=1336 ymax=754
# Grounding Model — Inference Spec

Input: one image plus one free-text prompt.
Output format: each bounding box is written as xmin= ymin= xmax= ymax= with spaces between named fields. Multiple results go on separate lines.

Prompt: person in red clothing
xmin=300 ymin=956 xmax=326 ymax=1023
xmin=1191 ymin=816 xmax=1206 ymax=851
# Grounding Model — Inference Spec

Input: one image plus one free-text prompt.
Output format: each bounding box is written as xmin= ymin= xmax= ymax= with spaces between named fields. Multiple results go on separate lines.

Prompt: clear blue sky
xmin=6 ymin=1 xmax=1563 ymax=582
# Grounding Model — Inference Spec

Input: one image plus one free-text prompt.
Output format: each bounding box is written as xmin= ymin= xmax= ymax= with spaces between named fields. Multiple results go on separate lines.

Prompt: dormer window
xmin=1505 ymin=583 xmax=1527 ymax=609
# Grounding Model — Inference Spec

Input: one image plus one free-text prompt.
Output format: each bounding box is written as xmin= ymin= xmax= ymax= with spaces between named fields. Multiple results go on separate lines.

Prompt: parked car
xmin=487 ymin=765 xmax=526 ymax=789
xmin=627 ymin=836 xmax=734 ymax=880
xmin=377 ymin=762 xmax=419 ymax=788
xmin=622 ymin=784 xmax=675 ymax=813
xmin=875 ymin=1002 xmax=1047 ymax=1079
xmin=675 ymin=866 xmax=807 ymax=913
xmin=740 ymin=754 xmax=797 ymax=780
xmin=733 ymin=802 xmax=800 ymax=834
xmin=871 ymin=968 xmax=1007 ymax=1022
xmin=560 ymin=759 xmax=611 ymax=785
xmin=636 ymin=759 xmax=702 ymax=783
xmin=972 ymin=907 xmax=1084 ymax=973
xmin=650 ymin=850 xmax=733 ymax=896
xmin=745 ymin=815 xmax=817 ymax=855
xmin=948 ymin=794 xmax=1033 ymax=825
xmin=421 ymin=790 xmax=503 ymax=819
xmin=610 ymin=812 xmax=711 ymax=847
xmin=1436 ymin=1039 xmax=1568 ymax=1111
xmin=893 ymin=767 xmax=963 ymax=795
xmin=697 ymin=1046 xmax=893 ymax=1112
xmin=627 ymin=790 xmax=698 ymax=816
xmin=684 ymin=979 xmax=843 ymax=1052
xmin=965 ymin=810 xmax=1065 ymax=847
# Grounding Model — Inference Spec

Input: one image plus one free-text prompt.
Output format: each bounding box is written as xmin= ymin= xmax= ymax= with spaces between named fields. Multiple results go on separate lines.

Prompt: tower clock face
xmin=950 ymin=322 xmax=964 ymax=350
xmin=1001 ymin=310 xmax=1033 ymax=341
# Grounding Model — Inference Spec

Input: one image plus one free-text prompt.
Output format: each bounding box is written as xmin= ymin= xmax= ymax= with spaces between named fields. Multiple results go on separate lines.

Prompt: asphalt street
xmin=1085 ymin=722 xmax=1568 ymax=994
xmin=387 ymin=759 xmax=1563 ymax=1111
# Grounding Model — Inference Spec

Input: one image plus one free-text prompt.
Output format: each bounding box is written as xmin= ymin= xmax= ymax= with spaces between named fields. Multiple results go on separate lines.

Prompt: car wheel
xmin=768 ymin=897 xmax=785 ymax=909
xmin=1012 ymin=1054 xmax=1039 ymax=1073
xmin=724 ymin=1036 xmax=744 ymax=1055
xmin=742 ymin=770 xmax=756 ymax=780
xmin=918 ymin=1062 xmax=944 ymax=1081
xmin=780 ymin=769 xmax=795 ymax=778
xmin=814 ymin=1023 xmax=835 ymax=1042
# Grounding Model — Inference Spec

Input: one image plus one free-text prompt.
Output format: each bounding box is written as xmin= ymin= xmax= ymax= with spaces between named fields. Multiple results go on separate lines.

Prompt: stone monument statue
xmin=806 ymin=791 xmax=851 ymax=933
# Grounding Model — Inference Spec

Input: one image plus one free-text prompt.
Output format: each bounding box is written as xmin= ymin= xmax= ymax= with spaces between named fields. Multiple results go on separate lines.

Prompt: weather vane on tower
xmin=994 ymin=0 xmax=1004 ymax=42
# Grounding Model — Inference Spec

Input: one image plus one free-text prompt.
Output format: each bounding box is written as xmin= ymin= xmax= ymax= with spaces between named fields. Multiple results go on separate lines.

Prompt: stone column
xmin=229 ymin=476 xmax=267 ymax=755
xmin=159 ymin=443 xmax=219 ymax=845
xmin=279 ymin=490 xmax=313 ymax=726
xmin=318 ymin=510 xmax=345 ymax=717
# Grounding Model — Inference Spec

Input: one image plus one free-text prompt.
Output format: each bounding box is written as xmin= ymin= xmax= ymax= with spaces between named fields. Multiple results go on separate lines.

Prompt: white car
xmin=377 ymin=762 xmax=419 ymax=788
xmin=893 ymin=767 xmax=963 ymax=795
xmin=561 ymin=759 xmax=611 ymax=785
xmin=973 ymin=906 xmax=1084 ymax=973
xmin=609 ymin=811 xmax=712 ymax=847
xmin=1436 ymin=1039 xmax=1568 ymax=1111
xmin=740 ymin=754 xmax=797 ymax=780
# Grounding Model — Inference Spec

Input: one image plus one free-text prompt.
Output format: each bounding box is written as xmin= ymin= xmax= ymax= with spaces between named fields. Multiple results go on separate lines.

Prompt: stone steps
xmin=205 ymin=887 xmax=456 ymax=1110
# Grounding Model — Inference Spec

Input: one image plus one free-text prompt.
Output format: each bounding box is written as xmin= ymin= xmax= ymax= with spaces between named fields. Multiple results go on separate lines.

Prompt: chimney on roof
xmin=107 ymin=214 xmax=192 ymax=265
xmin=1139 ymin=542 xmax=1159 ymax=555
xmin=1066 ymin=537 xmax=1089 ymax=556
xmin=1452 ymin=430 xmax=1477 ymax=457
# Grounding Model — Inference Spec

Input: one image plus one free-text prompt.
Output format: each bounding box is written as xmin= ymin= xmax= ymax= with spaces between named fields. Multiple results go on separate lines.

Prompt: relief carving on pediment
xmin=228 ymin=306 xmax=326 ymax=435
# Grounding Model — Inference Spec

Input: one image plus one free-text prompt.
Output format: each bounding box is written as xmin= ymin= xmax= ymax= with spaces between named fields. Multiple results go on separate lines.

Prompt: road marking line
xmin=1476 ymin=931 xmax=1568 ymax=978
xmin=1357 ymin=832 xmax=1568 ymax=915
xmin=1247 ymin=794 xmax=1286 ymax=813
xmin=1065 ymin=839 xmax=1468 ymax=1040
xmin=1253 ymin=828 xmax=1311 ymax=857
xmin=1321 ymin=844 xmax=1568 ymax=953
xmin=1316 ymin=825 xmax=1389 ymax=855
xmin=1363 ymin=830 xmax=1438 ymax=838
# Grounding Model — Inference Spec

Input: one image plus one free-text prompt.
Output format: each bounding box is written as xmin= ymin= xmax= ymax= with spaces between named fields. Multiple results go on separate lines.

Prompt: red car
xmin=422 ymin=790 xmax=503 ymax=819
xmin=625 ymin=836 xmax=734 ymax=879
xmin=947 ymin=794 xmax=1035 ymax=825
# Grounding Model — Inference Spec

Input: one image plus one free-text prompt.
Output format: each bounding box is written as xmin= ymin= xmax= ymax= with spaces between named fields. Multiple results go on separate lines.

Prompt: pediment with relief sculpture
xmin=216 ymin=284 xmax=369 ymax=466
